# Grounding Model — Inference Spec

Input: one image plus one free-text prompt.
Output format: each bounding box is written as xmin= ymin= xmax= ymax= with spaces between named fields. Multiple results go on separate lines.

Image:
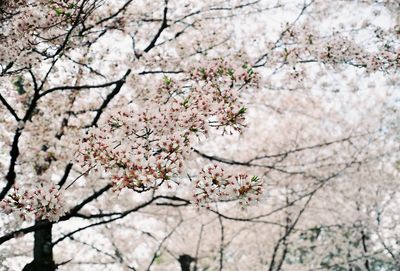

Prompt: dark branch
xmin=90 ymin=69 xmax=131 ymax=127
xmin=57 ymin=163 xmax=73 ymax=188
xmin=144 ymin=1 xmax=169 ymax=53
xmin=0 ymin=93 xmax=20 ymax=121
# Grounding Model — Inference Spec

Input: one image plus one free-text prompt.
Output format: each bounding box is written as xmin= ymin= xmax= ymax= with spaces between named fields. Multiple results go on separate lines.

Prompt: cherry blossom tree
xmin=0 ymin=0 xmax=399 ymax=271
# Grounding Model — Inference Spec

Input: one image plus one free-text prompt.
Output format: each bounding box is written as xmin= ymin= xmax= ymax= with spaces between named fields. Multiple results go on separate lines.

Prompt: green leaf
xmin=238 ymin=107 xmax=247 ymax=115
xmin=182 ymin=97 xmax=190 ymax=108
xmin=199 ymin=67 xmax=207 ymax=79
xmin=163 ymin=76 xmax=172 ymax=86
xmin=251 ymin=176 xmax=259 ymax=182
xmin=154 ymin=254 xmax=163 ymax=264
xmin=55 ymin=8 xmax=63 ymax=16
xmin=13 ymin=76 xmax=25 ymax=95
xmin=227 ymin=68 xmax=235 ymax=79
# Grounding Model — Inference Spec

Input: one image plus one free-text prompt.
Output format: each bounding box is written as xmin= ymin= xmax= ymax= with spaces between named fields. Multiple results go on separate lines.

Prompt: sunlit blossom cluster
xmin=193 ymin=164 xmax=263 ymax=207
xmin=0 ymin=183 xmax=66 ymax=222
xmin=78 ymin=60 xmax=258 ymax=201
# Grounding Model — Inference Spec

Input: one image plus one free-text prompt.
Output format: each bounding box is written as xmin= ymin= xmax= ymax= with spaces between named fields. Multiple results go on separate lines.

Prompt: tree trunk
xmin=22 ymin=221 xmax=55 ymax=271
xmin=178 ymin=254 xmax=195 ymax=271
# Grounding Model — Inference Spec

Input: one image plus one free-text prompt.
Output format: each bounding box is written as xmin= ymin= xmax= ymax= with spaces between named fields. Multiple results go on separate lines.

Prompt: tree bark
xmin=22 ymin=220 xmax=55 ymax=271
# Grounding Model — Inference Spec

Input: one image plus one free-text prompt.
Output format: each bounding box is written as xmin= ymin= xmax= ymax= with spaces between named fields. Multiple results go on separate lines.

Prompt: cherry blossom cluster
xmin=78 ymin=60 xmax=259 ymax=199
xmin=186 ymin=60 xmax=258 ymax=132
xmin=0 ymin=183 xmax=66 ymax=222
xmin=0 ymin=0 xmax=81 ymax=68
xmin=193 ymin=164 xmax=263 ymax=207
xmin=270 ymin=23 xmax=399 ymax=73
xmin=366 ymin=49 xmax=400 ymax=72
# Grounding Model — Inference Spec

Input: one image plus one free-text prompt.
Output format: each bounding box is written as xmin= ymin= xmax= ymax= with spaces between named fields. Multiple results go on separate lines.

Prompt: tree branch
xmin=144 ymin=0 xmax=169 ymax=53
xmin=0 ymin=94 xmax=20 ymax=121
